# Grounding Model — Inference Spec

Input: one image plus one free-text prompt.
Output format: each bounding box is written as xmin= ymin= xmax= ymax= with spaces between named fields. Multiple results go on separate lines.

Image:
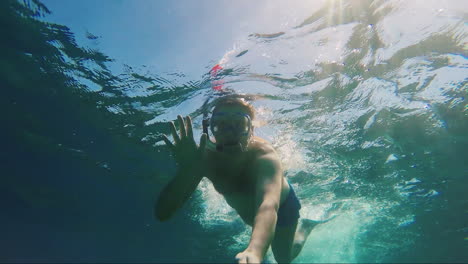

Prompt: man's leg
xmin=271 ymin=219 xmax=320 ymax=263
xmin=271 ymin=219 xmax=298 ymax=263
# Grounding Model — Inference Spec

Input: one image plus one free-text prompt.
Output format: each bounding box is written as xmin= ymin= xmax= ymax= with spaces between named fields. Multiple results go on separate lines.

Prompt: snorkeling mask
xmin=202 ymin=112 xmax=252 ymax=153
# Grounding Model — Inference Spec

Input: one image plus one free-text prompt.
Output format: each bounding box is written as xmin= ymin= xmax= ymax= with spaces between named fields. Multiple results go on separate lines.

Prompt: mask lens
xmin=210 ymin=113 xmax=250 ymax=135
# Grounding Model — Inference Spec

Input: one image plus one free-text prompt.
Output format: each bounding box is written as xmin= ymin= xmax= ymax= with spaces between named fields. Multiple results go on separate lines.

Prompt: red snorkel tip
xmin=210 ymin=64 xmax=224 ymax=90
xmin=210 ymin=64 xmax=223 ymax=75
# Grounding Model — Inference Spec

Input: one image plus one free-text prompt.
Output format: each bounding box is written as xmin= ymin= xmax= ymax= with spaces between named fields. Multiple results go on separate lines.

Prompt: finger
xmin=177 ymin=115 xmax=187 ymax=138
xmin=161 ymin=135 xmax=174 ymax=150
xmin=237 ymin=256 xmax=247 ymax=264
xmin=199 ymin=133 xmax=207 ymax=152
xmin=169 ymin=121 xmax=180 ymax=143
xmin=235 ymin=253 xmax=246 ymax=264
xmin=185 ymin=116 xmax=194 ymax=139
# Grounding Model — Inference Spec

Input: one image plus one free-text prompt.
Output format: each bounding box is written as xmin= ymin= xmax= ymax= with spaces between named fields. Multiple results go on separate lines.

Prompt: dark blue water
xmin=1 ymin=0 xmax=467 ymax=263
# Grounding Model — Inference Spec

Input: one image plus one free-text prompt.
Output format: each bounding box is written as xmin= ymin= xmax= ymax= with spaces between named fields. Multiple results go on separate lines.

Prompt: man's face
xmin=210 ymin=106 xmax=252 ymax=146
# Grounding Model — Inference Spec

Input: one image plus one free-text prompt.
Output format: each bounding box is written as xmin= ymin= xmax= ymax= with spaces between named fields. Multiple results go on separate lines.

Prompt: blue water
xmin=1 ymin=0 xmax=467 ymax=263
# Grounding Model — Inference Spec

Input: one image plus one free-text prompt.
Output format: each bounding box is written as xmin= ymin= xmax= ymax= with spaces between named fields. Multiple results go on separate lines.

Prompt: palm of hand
xmin=162 ymin=115 xmax=207 ymax=168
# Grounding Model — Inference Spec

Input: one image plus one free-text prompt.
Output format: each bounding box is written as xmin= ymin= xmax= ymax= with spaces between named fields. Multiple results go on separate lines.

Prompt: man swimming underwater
xmin=156 ymin=96 xmax=321 ymax=263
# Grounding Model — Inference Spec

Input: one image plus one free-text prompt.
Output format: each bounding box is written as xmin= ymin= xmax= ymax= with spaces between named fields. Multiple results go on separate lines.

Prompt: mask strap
xmin=202 ymin=118 xmax=210 ymax=134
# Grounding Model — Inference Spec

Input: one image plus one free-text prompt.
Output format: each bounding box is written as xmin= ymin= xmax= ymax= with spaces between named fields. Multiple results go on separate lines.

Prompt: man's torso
xmin=203 ymin=136 xmax=290 ymax=225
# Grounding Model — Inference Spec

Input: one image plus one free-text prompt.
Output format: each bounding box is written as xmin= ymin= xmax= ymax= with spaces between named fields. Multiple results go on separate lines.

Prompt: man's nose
xmin=224 ymin=129 xmax=237 ymax=136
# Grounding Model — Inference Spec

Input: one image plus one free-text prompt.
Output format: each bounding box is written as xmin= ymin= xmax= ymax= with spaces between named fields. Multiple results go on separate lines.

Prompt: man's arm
xmin=246 ymin=153 xmax=283 ymax=259
xmin=155 ymin=115 xmax=207 ymax=221
xmin=154 ymin=163 xmax=204 ymax=221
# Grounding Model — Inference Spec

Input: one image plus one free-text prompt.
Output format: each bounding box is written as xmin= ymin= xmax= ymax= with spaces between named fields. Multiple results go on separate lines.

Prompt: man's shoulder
xmin=248 ymin=138 xmax=283 ymax=178
xmin=248 ymin=136 xmax=278 ymax=158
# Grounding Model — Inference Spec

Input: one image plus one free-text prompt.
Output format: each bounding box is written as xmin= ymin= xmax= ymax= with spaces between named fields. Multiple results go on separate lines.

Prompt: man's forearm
xmin=155 ymin=165 xmax=204 ymax=221
xmin=247 ymin=203 xmax=278 ymax=258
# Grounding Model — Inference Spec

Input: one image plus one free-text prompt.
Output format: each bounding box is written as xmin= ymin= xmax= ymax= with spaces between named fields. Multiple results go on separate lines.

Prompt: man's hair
xmin=212 ymin=95 xmax=255 ymax=120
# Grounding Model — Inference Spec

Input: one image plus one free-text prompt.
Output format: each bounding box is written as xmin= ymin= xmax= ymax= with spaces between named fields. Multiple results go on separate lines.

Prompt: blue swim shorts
xmin=276 ymin=182 xmax=301 ymax=228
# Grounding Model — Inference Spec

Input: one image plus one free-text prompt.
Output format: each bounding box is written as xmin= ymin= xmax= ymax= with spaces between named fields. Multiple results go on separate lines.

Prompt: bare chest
xmin=205 ymin=152 xmax=256 ymax=195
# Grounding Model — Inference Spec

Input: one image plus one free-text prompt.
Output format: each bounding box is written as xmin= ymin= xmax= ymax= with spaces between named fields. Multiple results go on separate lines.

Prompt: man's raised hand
xmin=162 ymin=115 xmax=207 ymax=168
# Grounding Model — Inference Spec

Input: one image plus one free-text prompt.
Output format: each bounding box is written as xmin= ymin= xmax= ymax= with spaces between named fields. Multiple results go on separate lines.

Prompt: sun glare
xmin=327 ymin=0 xmax=345 ymax=26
